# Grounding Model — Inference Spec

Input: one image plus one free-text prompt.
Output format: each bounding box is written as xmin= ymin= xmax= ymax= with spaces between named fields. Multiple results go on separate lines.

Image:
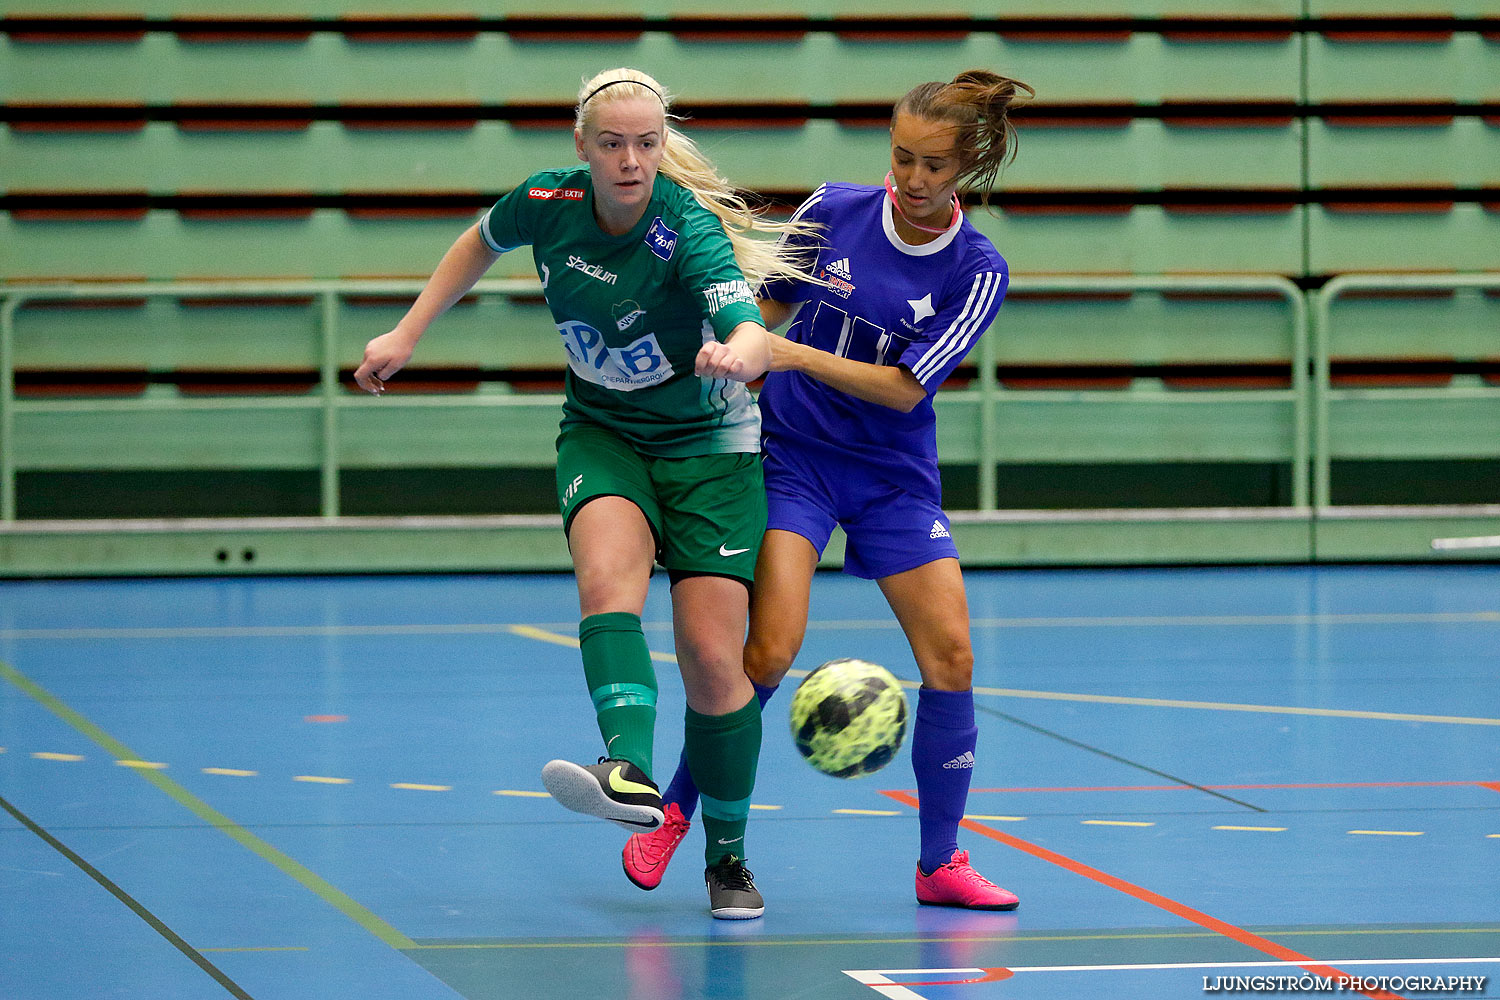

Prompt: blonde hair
xmin=576 ymin=68 xmax=822 ymax=289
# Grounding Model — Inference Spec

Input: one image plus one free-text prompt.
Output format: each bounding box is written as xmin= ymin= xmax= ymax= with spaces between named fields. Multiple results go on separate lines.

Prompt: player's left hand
xmin=695 ymin=340 xmax=747 ymax=381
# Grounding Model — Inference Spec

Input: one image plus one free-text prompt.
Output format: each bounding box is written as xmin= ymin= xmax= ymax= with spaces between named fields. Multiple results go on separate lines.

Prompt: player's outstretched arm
xmin=695 ymin=321 xmax=770 ymax=383
xmin=768 ymin=335 xmax=926 ymax=413
xmin=354 ymin=224 xmax=501 ymax=394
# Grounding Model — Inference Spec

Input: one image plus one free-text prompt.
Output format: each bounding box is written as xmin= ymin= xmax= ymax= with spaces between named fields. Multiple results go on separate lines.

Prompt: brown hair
xmin=893 ymin=70 xmax=1034 ymax=204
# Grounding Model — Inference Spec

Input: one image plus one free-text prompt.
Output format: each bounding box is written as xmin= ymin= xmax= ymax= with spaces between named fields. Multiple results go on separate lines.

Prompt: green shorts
xmin=555 ymin=423 xmax=766 ymax=585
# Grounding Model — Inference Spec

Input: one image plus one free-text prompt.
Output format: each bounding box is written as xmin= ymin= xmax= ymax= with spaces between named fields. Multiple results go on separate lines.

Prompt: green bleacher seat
xmin=1308 ymin=202 xmax=1500 ymax=273
xmin=1306 ymin=1 xmax=1498 ymax=16
xmin=0 ymin=209 xmax=528 ymax=280
xmin=1308 ymin=115 xmax=1500 ymax=188
xmin=1307 ymin=31 xmax=1500 ymax=103
xmin=1 ymin=116 xmax=1306 ymax=197
xmin=2 ymin=29 xmax=1300 ymax=106
xmin=969 ymin=205 xmax=1305 ymax=275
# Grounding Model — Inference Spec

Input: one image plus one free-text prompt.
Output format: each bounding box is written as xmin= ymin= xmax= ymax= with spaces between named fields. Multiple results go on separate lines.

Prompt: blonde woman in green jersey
xmin=353 ymin=68 xmax=819 ymax=920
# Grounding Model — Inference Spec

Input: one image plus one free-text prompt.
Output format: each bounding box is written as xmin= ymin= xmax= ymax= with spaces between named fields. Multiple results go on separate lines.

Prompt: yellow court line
xmin=1082 ymin=820 xmax=1156 ymax=827
xmin=203 ymin=768 xmax=258 ymax=777
xmin=117 ymin=759 xmax=168 ymax=770
xmin=0 ymin=659 xmax=414 ymax=951
xmin=199 ymin=947 xmax=311 ymax=953
xmin=31 ymin=751 xmax=84 ymax=761
xmin=493 ymin=789 xmax=549 ymax=798
xmin=1214 ymin=826 xmax=1288 ymax=832
xmin=390 ymin=783 xmax=451 ymax=792
xmin=1349 ymin=829 xmax=1425 ymax=837
xmin=507 ymin=624 xmax=679 ymax=664
xmin=294 ymin=775 xmax=352 ymax=785
xmin=966 ymin=814 xmax=1027 ymax=822
xmin=833 ymin=808 xmax=900 ymax=816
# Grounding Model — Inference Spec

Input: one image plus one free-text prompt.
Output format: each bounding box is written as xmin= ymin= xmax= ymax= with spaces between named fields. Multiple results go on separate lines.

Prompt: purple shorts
xmin=762 ymin=435 xmax=959 ymax=580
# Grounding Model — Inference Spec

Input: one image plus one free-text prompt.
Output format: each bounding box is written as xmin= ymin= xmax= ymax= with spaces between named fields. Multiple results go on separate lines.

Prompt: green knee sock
xmin=684 ymin=695 xmax=762 ymax=866
xmin=580 ymin=612 xmax=658 ymax=780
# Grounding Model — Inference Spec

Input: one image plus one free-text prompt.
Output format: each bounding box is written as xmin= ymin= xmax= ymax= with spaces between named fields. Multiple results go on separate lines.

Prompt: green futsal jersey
xmin=479 ymin=166 xmax=765 ymax=456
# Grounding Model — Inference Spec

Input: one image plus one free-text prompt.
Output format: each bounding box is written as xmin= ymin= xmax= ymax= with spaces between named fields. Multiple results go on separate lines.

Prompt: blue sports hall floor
xmin=2 ymin=564 xmax=1497 ymax=1000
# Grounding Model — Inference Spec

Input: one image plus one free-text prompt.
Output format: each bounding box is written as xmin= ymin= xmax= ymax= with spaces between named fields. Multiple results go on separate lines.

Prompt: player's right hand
xmin=353 ymin=329 xmax=418 ymax=395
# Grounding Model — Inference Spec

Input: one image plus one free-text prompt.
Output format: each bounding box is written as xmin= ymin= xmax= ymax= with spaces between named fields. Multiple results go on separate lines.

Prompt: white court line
xmin=9 ymin=618 xmax=1498 ymax=726
xmin=4 ymin=610 xmax=1500 ymax=641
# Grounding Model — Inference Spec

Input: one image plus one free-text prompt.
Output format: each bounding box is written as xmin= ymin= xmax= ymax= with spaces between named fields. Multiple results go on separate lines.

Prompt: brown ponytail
xmin=893 ymin=70 xmax=1034 ymax=205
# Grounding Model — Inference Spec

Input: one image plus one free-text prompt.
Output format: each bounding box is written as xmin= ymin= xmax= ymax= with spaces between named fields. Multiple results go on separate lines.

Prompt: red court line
xmin=963 ymin=780 xmax=1495 ymax=793
xmin=881 ymin=790 xmax=1405 ymax=1000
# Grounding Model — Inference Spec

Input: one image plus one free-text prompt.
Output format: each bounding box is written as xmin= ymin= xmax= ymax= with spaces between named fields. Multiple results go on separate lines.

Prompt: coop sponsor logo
xmin=528 ymin=187 xmax=585 ymax=201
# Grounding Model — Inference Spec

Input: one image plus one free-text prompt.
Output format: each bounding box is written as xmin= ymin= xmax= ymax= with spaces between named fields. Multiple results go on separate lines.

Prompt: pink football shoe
xmin=916 ymin=850 xmax=1020 ymax=910
xmin=622 ymin=802 xmax=691 ymax=890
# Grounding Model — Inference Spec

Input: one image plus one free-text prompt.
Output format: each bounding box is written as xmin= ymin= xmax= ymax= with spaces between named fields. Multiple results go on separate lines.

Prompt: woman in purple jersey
xmin=624 ymin=70 xmax=1033 ymax=910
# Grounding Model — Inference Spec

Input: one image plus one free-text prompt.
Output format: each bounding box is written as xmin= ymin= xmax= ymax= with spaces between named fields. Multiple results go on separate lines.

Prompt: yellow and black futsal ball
xmin=789 ymin=658 xmax=908 ymax=778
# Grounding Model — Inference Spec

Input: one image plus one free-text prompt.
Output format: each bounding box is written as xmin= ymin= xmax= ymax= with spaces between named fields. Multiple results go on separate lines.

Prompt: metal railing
xmin=2 ymin=274 xmax=1311 ymax=521
xmin=1311 ymin=273 xmax=1500 ymax=509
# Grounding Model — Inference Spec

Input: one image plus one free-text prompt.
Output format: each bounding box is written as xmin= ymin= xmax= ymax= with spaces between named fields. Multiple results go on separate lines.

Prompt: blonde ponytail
xmin=576 ymin=68 xmax=823 ymax=289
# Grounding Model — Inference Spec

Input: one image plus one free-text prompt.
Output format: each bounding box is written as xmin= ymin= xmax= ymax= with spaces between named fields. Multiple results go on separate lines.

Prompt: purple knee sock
xmin=912 ymin=686 xmax=977 ymax=874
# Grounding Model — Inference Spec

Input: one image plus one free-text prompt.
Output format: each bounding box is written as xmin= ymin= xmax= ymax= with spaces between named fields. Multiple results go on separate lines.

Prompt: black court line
xmin=0 ymin=793 xmax=254 ymax=1000
xmin=976 ymin=705 xmax=1269 ymax=812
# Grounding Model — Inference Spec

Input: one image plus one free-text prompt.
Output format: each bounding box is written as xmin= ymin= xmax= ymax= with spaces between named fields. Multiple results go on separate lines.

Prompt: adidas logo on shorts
xmin=943 ymin=751 xmax=975 ymax=770
xmin=930 ymin=519 xmax=951 ymax=540
xmin=825 ymin=257 xmax=853 ymax=281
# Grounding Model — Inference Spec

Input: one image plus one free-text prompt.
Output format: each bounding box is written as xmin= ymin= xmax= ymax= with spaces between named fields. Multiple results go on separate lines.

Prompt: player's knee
xmin=576 ymin=580 xmax=626 ymax=617
xmin=920 ymin=637 xmax=973 ymax=691
xmin=574 ymin=564 xmax=644 ymax=617
xmin=679 ymin=635 xmax=754 ymax=713
xmin=743 ymin=633 xmax=797 ymax=688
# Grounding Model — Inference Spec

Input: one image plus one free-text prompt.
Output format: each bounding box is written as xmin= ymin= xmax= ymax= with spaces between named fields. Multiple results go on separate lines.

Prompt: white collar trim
xmin=882 ymin=195 xmax=962 ymax=257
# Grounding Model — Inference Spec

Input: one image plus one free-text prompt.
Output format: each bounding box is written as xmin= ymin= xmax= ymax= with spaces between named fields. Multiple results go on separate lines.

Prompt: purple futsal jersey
xmin=759 ymin=182 xmax=1008 ymax=503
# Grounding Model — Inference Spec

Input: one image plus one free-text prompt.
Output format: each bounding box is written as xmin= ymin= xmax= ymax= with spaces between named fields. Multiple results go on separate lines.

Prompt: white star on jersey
xmin=908 ymin=293 xmax=935 ymax=325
